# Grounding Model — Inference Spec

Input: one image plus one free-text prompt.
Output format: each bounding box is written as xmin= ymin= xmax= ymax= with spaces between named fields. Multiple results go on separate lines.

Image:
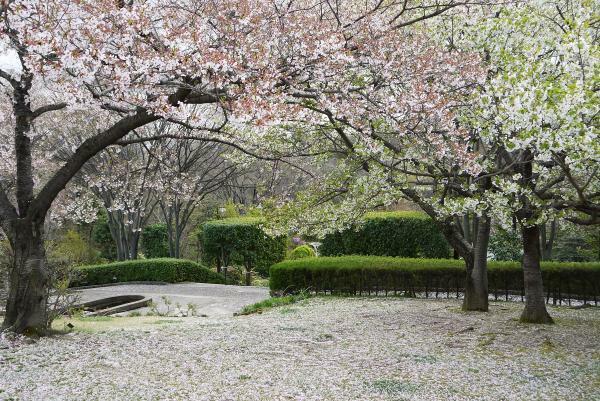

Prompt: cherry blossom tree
xmin=151 ymin=124 xmax=239 ymax=259
xmin=268 ymin=0 xmax=598 ymax=323
xmin=82 ymin=143 xmax=160 ymax=261
xmin=459 ymin=0 xmax=599 ymax=323
xmin=262 ymin=10 xmax=492 ymax=310
xmin=1 ymin=0 xmax=476 ymax=334
xmin=0 ymin=0 xmax=274 ymax=333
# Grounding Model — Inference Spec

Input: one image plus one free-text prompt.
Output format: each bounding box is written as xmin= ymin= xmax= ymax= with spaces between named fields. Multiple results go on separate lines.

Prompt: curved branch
xmin=31 ymin=102 xmax=67 ymax=119
xmin=28 ymin=110 xmax=159 ymax=221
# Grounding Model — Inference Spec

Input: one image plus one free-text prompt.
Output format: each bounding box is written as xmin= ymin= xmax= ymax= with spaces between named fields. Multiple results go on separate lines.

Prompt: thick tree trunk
xmin=2 ymin=220 xmax=49 ymax=335
xmin=463 ymin=215 xmax=490 ymax=311
xmin=520 ymin=224 xmax=553 ymax=324
xmin=540 ymin=219 xmax=557 ymax=261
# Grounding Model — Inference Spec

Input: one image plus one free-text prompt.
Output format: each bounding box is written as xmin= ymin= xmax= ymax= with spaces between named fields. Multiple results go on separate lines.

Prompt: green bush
xmin=319 ymin=211 xmax=450 ymax=258
xmin=201 ymin=217 xmax=286 ymax=276
xmin=269 ymin=256 xmax=600 ymax=301
xmin=288 ymin=245 xmax=316 ymax=260
xmin=141 ymin=224 xmax=170 ymax=258
xmin=92 ymin=213 xmax=117 ymax=261
xmin=489 ymin=227 xmax=522 ymax=261
xmin=71 ymin=258 xmax=224 ymax=287
xmin=50 ymin=229 xmax=101 ymax=266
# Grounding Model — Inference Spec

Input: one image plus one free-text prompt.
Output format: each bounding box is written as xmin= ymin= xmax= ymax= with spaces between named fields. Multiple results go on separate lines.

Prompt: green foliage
xmin=71 ymin=258 xmax=224 ymax=287
xmin=222 ymin=265 xmax=244 ymax=285
xmin=201 ymin=217 xmax=286 ymax=276
xmin=270 ymin=256 xmax=600 ymax=299
xmin=141 ymin=224 xmax=170 ymax=258
xmin=92 ymin=213 xmax=117 ymax=261
xmin=238 ymin=292 xmax=310 ymax=315
xmin=49 ymin=229 xmax=101 ymax=266
xmin=319 ymin=211 xmax=450 ymax=258
xmin=553 ymin=226 xmax=600 ymax=262
xmin=220 ymin=200 xmax=241 ymax=218
xmin=288 ymin=245 xmax=316 ymax=260
xmin=489 ymin=228 xmax=522 ymax=261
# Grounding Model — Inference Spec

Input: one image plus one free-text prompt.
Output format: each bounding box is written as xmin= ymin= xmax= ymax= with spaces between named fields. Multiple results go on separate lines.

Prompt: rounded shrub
xmin=288 ymin=245 xmax=316 ymax=260
xmin=71 ymin=258 xmax=224 ymax=287
xmin=319 ymin=211 xmax=450 ymax=258
xmin=201 ymin=217 xmax=286 ymax=276
xmin=141 ymin=224 xmax=170 ymax=258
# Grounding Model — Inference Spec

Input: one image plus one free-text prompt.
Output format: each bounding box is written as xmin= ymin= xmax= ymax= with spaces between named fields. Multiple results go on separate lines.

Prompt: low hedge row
xmin=319 ymin=211 xmax=450 ymax=258
xmin=269 ymin=256 xmax=600 ymax=301
xmin=71 ymin=258 xmax=225 ymax=287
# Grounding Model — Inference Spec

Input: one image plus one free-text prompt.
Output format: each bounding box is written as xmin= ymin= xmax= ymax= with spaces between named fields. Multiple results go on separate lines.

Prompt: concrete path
xmin=73 ymin=283 xmax=270 ymax=317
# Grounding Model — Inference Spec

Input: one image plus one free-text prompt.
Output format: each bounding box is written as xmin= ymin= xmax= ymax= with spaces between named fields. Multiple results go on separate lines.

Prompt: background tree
xmin=151 ymin=123 xmax=239 ymax=259
xmin=79 ymin=141 xmax=160 ymax=260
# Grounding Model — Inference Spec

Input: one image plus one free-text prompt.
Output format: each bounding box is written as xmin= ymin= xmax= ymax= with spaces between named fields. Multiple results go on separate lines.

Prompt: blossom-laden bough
xmin=0 ymin=0 xmax=485 ymax=334
xmin=264 ymin=0 xmax=599 ymax=323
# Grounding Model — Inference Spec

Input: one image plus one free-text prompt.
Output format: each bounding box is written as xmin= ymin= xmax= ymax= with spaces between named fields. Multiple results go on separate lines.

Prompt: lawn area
xmin=1 ymin=298 xmax=599 ymax=401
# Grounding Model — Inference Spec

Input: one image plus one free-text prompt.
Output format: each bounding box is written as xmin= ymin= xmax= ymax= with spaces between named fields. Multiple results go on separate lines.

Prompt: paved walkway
xmin=73 ymin=283 xmax=270 ymax=317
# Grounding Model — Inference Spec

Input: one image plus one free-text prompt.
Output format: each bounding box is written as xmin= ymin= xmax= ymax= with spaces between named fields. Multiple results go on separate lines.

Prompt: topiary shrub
xmin=270 ymin=256 xmax=600 ymax=301
xmin=288 ymin=245 xmax=316 ymax=260
xmin=319 ymin=211 xmax=450 ymax=258
xmin=201 ymin=217 xmax=286 ymax=277
xmin=71 ymin=258 xmax=224 ymax=287
xmin=141 ymin=224 xmax=170 ymax=258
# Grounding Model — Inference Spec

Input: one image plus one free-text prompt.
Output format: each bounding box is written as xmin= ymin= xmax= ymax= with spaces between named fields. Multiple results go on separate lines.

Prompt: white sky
xmin=0 ymin=49 xmax=21 ymax=74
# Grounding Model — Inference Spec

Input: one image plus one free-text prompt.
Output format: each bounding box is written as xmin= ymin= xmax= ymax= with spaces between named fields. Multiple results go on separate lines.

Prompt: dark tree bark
xmin=1 ymin=104 xmax=204 ymax=334
xmin=2 ymin=111 xmax=158 ymax=333
xmin=517 ymin=150 xmax=553 ymax=324
xmin=463 ymin=214 xmax=490 ymax=311
xmin=540 ymin=219 xmax=557 ymax=261
xmin=3 ymin=219 xmax=48 ymax=334
xmin=402 ymin=188 xmax=489 ymax=311
xmin=520 ymin=224 xmax=553 ymax=323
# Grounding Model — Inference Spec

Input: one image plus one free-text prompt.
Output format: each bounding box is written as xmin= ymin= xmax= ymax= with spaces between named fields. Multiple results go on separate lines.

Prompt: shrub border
xmin=270 ymin=256 xmax=600 ymax=303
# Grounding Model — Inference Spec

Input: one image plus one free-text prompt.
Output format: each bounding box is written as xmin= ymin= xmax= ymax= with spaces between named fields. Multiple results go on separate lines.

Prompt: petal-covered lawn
xmin=1 ymin=298 xmax=599 ymax=401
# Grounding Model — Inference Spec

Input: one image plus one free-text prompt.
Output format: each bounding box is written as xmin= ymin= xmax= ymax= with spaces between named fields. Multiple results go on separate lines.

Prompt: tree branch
xmin=0 ymin=69 xmax=18 ymax=88
xmin=31 ymin=102 xmax=68 ymax=119
xmin=28 ymin=110 xmax=160 ymax=221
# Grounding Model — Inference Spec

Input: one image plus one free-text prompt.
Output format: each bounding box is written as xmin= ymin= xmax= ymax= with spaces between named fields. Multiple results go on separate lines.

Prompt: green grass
xmin=51 ymin=315 xmax=187 ymax=333
xmin=237 ymin=292 xmax=311 ymax=315
xmin=370 ymin=379 xmax=420 ymax=396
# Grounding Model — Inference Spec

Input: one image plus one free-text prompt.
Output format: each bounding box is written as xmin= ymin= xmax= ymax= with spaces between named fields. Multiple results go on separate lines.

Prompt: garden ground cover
xmin=1 ymin=297 xmax=598 ymax=401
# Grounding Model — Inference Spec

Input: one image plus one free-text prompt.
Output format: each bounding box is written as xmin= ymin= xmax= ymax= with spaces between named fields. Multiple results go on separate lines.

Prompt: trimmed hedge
xmin=71 ymin=258 xmax=225 ymax=287
xmin=201 ymin=217 xmax=286 ymax=276
xmin=319 ymin=211 xmax=450 ymax=258
xmin=141 ymin=224 xmax=170 ymax=258
xmin=269 ymin=256 xmax=600 ymax=302
xmin=288 ymin=245 xmax=316 ymax=260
